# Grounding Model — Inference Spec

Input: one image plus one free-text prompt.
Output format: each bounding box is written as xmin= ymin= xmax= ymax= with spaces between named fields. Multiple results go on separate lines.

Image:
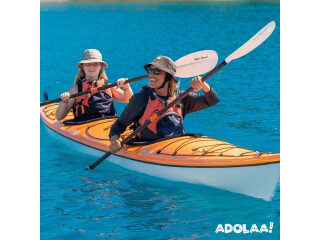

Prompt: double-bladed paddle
xmin=40 ymin=50 xmax=218 ymax=106
xmin=86 ymin=21 xmax=276 ymax=170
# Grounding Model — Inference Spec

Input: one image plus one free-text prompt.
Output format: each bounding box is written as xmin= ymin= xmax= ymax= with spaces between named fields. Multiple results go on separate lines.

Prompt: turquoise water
xmin=41 ymin=2 xmax=280 ymax=239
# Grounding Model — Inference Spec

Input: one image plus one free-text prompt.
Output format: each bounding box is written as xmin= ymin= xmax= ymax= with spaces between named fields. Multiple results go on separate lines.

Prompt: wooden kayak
xmin=40 ymin=103 xmax=280 ymax=201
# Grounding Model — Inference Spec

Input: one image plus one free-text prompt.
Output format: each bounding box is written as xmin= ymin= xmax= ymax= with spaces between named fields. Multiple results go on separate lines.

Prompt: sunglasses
xmin=146 ymin=67 xmax=162 ymax=75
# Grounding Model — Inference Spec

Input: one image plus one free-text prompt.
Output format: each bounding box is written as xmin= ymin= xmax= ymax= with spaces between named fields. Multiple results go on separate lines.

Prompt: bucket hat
xmin=77 ymin=49 xmax=108 ymax=68
xmin=144 ymin=55 xmax=177 ymax=81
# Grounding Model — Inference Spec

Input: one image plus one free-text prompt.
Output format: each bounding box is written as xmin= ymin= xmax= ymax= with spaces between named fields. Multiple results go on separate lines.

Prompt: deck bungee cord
xmin=154 ymin=137 xmax=263 ymax=157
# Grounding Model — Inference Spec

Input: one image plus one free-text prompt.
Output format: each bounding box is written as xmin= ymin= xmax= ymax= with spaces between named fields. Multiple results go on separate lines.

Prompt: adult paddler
xmin=109 ymin=55 xmax=220 ymax=153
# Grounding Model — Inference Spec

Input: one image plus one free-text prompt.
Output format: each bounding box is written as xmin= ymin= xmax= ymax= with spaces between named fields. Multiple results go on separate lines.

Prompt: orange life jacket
xmin=73 ymin=79 xmax=116 ymax=120
xmin=137 ymin=88 xmax=184 ymax=138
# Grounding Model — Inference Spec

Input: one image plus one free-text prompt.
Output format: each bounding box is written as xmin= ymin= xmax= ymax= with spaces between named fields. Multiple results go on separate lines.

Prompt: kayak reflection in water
xmin=109 ymin=55 xmax=220 ymax=153
xmin=56 ymin=49 xmax=133 ymax=122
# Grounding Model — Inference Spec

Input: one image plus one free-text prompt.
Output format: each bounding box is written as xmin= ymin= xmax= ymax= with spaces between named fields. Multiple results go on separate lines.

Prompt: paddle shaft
xmin=40 ymin=75 xmax=147 ymax=106
xmin=86 ymin=60 xmax=227 ymax=170
xmin=86 ymin=152 xmax=112 ymax=170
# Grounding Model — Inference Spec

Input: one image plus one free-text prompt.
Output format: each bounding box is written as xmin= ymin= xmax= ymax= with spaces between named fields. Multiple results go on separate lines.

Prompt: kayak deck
xmin=41 ymin=103 xmax=280 ymax=167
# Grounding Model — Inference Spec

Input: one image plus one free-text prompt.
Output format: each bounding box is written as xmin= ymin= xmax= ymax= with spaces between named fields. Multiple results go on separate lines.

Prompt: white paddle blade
xmin=225 ymin=21 xmax=276 ymax=64
xmin=175 ymin=50 xmax=218 ymax=78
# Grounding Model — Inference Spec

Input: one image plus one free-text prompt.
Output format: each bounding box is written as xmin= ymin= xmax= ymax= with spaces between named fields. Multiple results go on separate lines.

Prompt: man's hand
xmin=190 ymin=76 xmax=211 ymax=93
xmin=109 ymin=135 xmax=122 ymax=153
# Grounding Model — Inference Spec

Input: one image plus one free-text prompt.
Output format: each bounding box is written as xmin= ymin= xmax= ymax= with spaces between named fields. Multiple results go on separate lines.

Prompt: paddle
xmin=86 ymin=21 xmax=276 ymax=170
xmin=40 ymin=50 xmax=218 ymax=106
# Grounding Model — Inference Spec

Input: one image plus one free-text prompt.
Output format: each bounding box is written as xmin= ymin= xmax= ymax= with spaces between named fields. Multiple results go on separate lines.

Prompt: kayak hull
xmin=109 ymin=155 xmax=279 ymax=201
xmin=41 ymin=104 xmax=280 ymax=201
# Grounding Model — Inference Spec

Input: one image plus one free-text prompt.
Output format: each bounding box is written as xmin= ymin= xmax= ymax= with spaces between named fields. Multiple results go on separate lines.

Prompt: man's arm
xmin=181 ymin=86 xmax=220 ymax=116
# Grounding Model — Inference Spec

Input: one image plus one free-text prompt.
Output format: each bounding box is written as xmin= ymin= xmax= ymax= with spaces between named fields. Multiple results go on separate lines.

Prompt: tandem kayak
xmin=40 ymin=103 xmax=280 ymax=201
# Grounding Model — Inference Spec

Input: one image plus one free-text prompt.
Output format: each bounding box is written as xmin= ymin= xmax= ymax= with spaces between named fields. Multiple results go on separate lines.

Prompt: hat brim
xmin=78 ymin=60 xmax=108 ymax=68
xmin=144 ymin=63 xmax=178 ymax=82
